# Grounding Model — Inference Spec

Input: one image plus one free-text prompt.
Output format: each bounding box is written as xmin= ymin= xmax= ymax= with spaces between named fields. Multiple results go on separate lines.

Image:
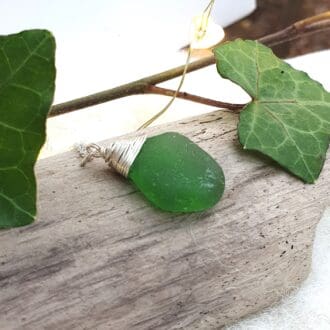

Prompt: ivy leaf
xmin=214 ymin=40 xmax=330 ymax=183
xmin=0 ymin=30 xmax=56 ymax=228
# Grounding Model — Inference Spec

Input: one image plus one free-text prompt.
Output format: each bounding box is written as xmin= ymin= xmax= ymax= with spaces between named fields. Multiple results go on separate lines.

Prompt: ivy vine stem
xmin=145 ymin=85 xmax=245 ymax=111
xmin=49 ymin=11 xmax=330 ymax=117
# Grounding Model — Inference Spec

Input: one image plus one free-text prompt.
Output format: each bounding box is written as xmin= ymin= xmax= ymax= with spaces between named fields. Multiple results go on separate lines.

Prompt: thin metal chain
xmin=138 ymin=0 xmax=216 ymax=130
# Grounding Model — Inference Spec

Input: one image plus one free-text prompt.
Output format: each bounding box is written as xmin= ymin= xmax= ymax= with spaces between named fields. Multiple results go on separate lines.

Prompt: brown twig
xmin=49 ymin=12 xmax=330 ymax=117
xmin=259 ymin=11 xmax=330 ymax=47
xmin=146 ymin=85 xmax=245 ymax=111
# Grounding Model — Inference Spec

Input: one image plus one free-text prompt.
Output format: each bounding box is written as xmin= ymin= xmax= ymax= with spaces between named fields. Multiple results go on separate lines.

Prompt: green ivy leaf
xmin=214 ymin=39 xmax=330 ymax=183
xmin=0 ymin=30 xmax=56 ymax=228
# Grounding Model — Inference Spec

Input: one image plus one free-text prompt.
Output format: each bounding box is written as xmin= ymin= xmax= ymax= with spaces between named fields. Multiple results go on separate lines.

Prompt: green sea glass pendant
xmin=79 ymin=132 xmax=225 ymax=212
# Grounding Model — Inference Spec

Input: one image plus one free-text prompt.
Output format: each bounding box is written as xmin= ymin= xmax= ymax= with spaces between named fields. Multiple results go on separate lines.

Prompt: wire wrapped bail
xmin=76 ymin=135 xmax=147 ymax=178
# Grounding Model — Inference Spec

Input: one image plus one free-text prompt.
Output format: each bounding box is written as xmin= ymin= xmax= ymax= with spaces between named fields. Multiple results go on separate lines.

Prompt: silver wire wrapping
xmin=76 ymin=135 xmax=147 ymax=178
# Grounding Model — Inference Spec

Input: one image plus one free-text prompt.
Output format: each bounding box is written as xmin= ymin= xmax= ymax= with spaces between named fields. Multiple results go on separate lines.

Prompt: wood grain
xmin=0 ymin=110 xmax=329 ymax=329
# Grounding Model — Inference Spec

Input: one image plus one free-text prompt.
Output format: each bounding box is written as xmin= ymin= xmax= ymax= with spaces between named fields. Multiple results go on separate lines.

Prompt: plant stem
xmin=146 ymin=85 xmax=245 ymax=111
xmin=49 ymin=12 xmax=330 ymax=117
xmin=259 ymin=11 xmax=330 ymax=47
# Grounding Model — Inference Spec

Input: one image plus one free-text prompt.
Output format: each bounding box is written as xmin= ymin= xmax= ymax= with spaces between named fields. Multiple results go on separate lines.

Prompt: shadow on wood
xmin=0 ymin=110 xmax=329 ymax=329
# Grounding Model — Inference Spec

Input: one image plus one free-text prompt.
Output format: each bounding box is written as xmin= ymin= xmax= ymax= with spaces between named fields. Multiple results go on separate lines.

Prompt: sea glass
xmin=128 ymin=132 xmax=225 ymax=212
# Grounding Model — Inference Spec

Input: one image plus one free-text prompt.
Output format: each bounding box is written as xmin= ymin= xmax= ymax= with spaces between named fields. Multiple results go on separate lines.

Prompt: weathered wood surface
xmin=0 ymin=110 xmax=329 ymax=329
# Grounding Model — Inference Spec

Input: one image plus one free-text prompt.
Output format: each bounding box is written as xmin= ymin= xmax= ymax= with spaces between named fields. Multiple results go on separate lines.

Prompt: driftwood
xmin=0 ymin=110 xmax=329 ymax=329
